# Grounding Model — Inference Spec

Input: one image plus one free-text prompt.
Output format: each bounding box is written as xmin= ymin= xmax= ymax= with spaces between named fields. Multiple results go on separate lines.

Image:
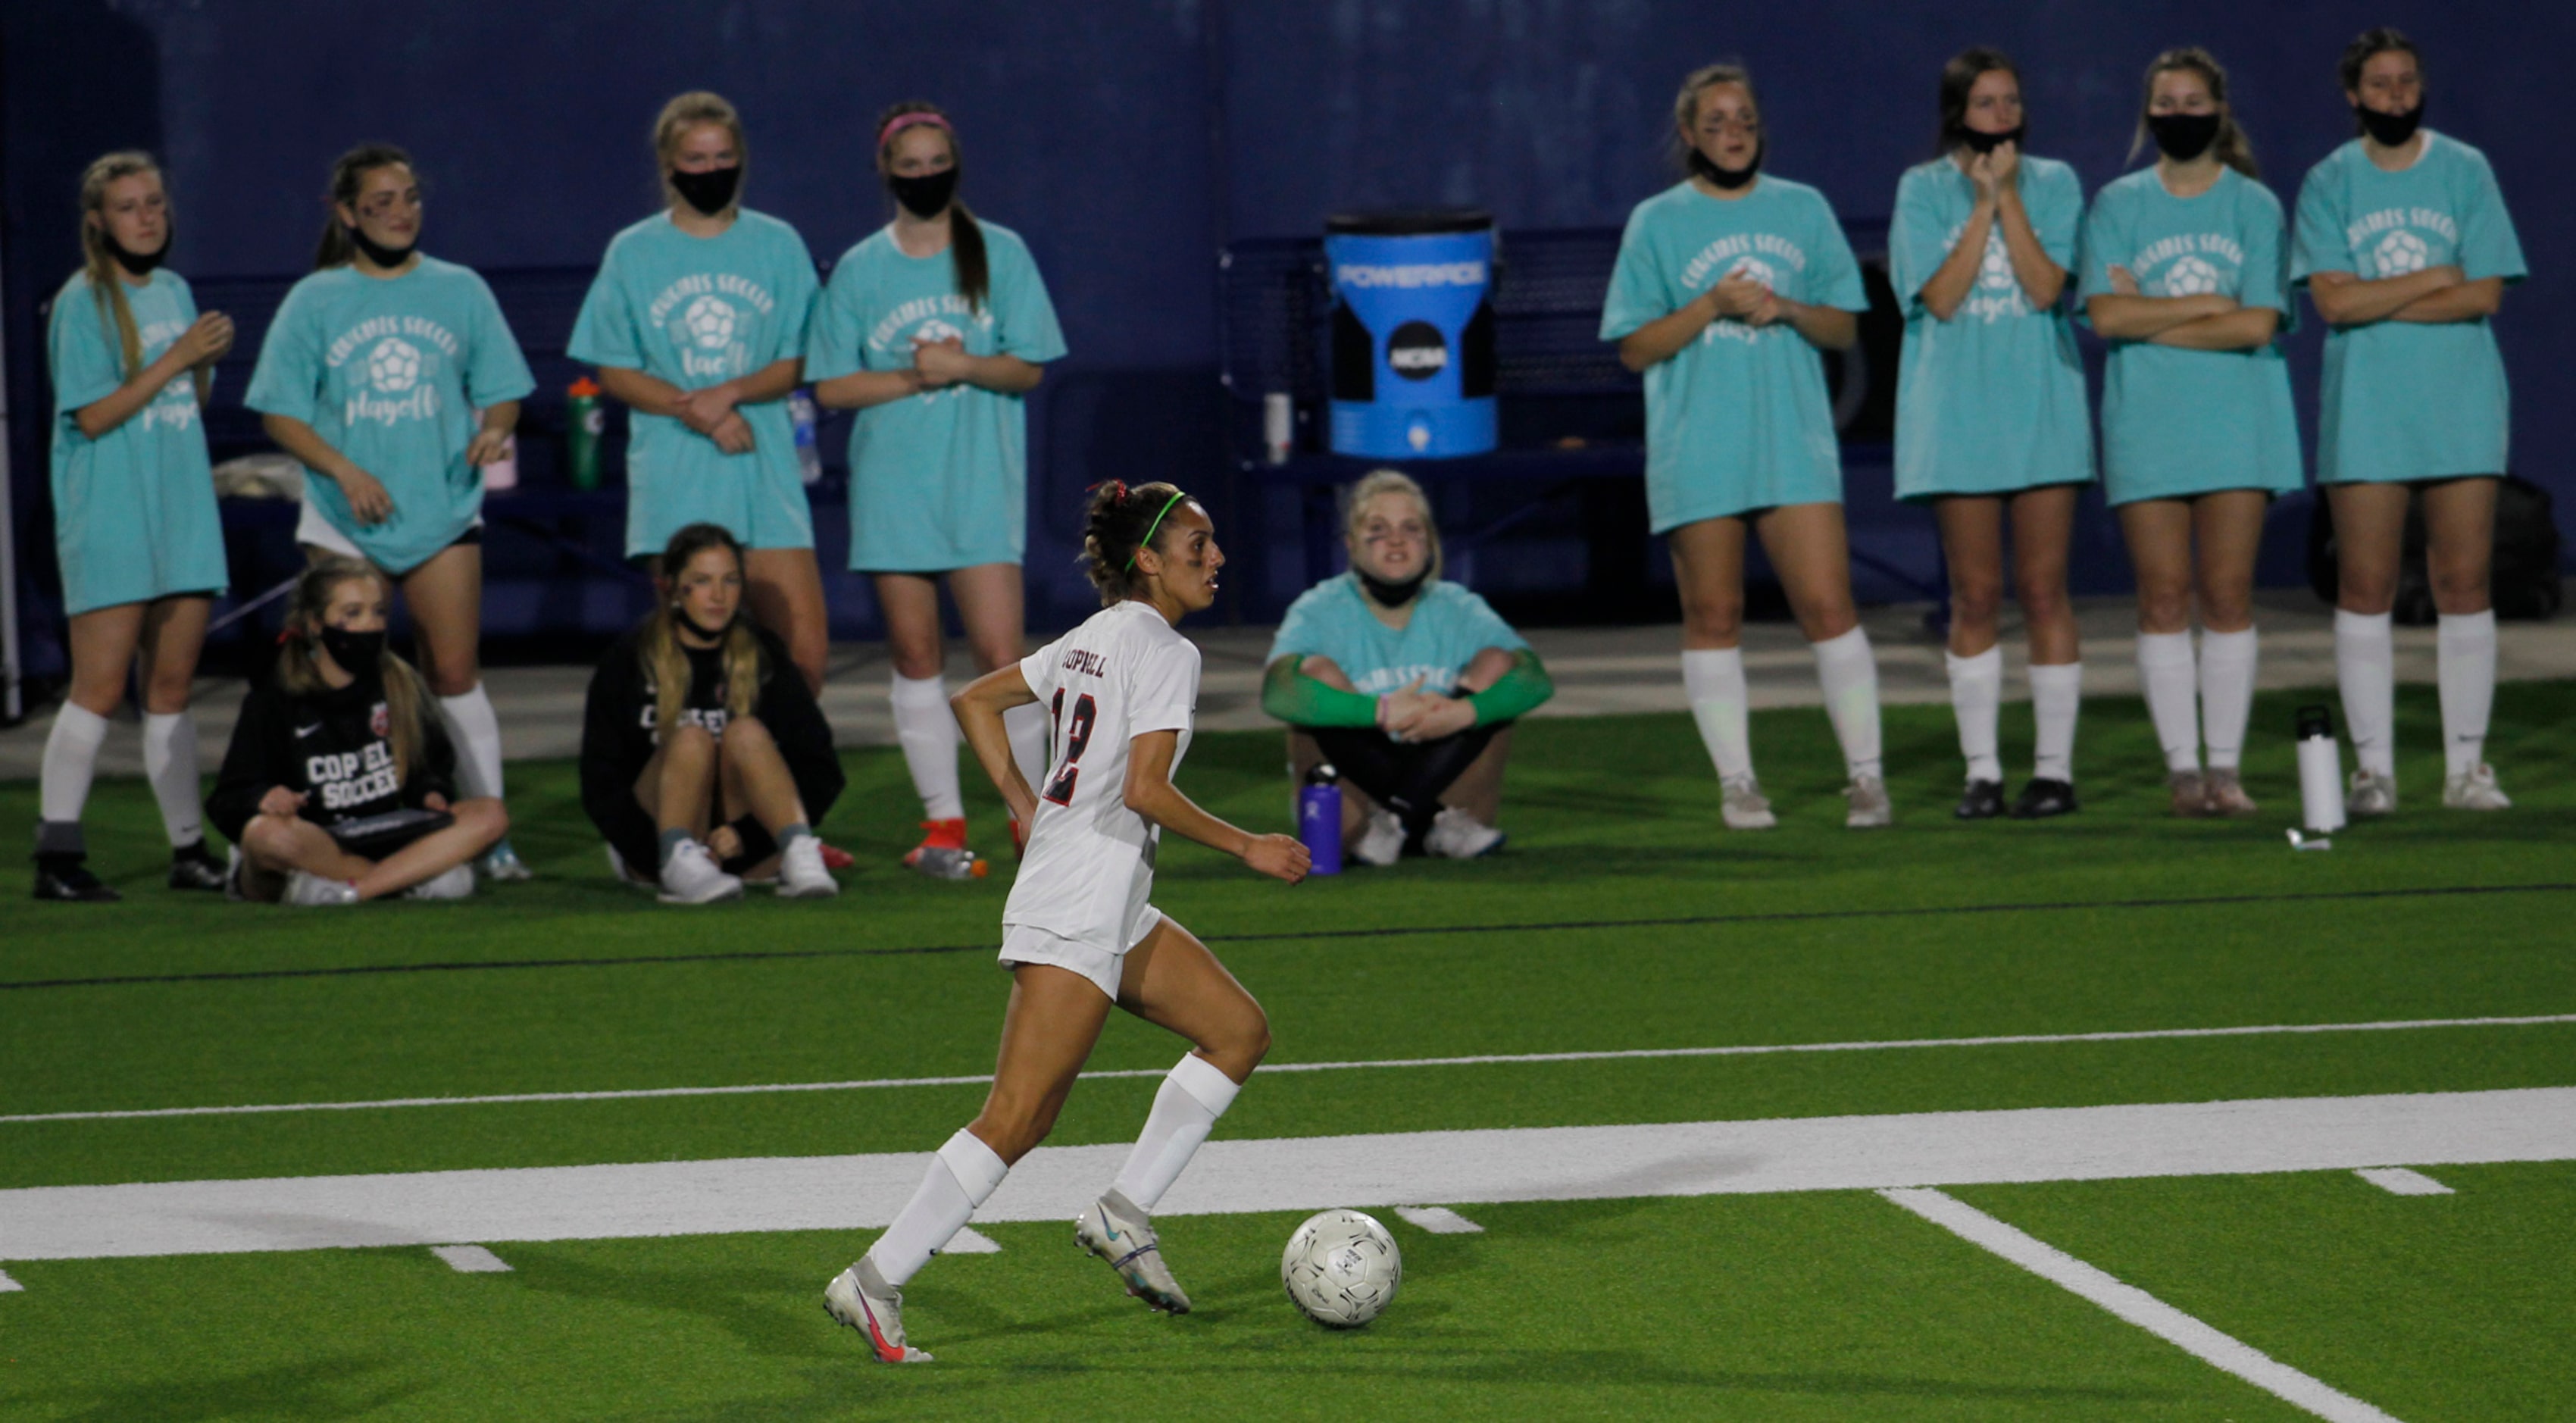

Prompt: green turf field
xmin=4 ymin=680 xmax=2572 ymax=1420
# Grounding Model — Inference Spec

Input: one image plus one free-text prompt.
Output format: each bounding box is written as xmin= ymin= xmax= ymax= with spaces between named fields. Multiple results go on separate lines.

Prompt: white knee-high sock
xmin=436 ymin=684 xmax=506 ymax=802
xmin=39 ymin=704 xmax=111 ymax=852
xmin=2437 ymin=610 xmax=2497 ymax=777
xmin=1812 ymin=627 xmax=1883 ymax=780
xmin=2334 ymin=610 xmax=2396 ymax=778
xmin=1680 ymin=649 xmax=1755 ymax=783
xmin=890 ymin=673 xmax=964 ymax=821
xmin=1004 ymin=701 xmax=1050 ymax=799
xmin=141 ymin=712 xmax=204 ymax=848
xmin=2135 ymin=631 xmax=2200 ymax=773
xmin=867 ymin=1128 xmax=1010 ymax=1287
xmin=1111 ymin=1053 xmax=1243 ymax=1212
xmin=2199 ymin=627 xmax=2259 ymax=772
xmin=2028 ymin=661 xmax=2083 ymax=783
xmin=1945 ymin=646 xmax=2004 ymax=783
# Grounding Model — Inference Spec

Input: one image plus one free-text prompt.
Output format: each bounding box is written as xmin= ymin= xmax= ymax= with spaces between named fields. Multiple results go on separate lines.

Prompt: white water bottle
xmin=2295 ymin=704 xmax=2346 ymax=833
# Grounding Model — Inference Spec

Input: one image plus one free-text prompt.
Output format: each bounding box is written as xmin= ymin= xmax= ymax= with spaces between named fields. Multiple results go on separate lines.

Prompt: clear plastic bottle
xmin=789 ymin=388 xmax=823 ymax=485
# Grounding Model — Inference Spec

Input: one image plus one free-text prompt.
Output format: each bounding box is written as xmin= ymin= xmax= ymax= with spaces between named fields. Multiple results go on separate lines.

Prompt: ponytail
xmin=1080 ymin=481 xmax=1192 ymax=604
xmin=874 ymin=99 xmax=989 ymax=314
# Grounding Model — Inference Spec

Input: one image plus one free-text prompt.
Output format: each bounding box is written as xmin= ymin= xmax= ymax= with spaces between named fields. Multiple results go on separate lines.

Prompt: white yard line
xmin=9 ymin=1012 xmax=2570 ymax=1126
xmin=3 ymin=1087 xmax=2568 ymax=1264
xmin=2353 ymin=1168 xmax=2454 ymax=1196
xmin=1882 ymin=1187 xmax=2404 ymax=1423
xmin=1393 ymin=1206 xmax=1485 ymax=1234
xmin=428 ymin=1244 xmax=511 ymax=1274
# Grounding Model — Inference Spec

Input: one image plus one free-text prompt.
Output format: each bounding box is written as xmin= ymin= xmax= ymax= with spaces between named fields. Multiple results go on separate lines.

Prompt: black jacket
xmin=579 ymin=619 xmax=843 ymax=872
xmin=208 ymin=671 xmax=458 ymax=846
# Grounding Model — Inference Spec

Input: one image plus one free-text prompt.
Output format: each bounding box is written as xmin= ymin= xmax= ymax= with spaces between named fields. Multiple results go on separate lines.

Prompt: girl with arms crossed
xmin=580 ymin=523 xmax=843 ymax=904
xmin=824 ymin=483 xmax=1308 ymax=1363
xmin=1602 ymin=62 xmax=1887 ymax=830
xmin=2293 ymin=29 xmax=2527 ymax=812
xmin=809 ymin=101 xmax=1067 ymax=879
xmin=246 ymin=144 xmax=538 ymax=876
xmin=36 ymin=152 xmax=233 ymax=900
xmin=2080 ymin=48 xmax=2301 ymax=816
xmin=206 ymin=558 xmax=507 ymax=905
xmin=1890 ymin=49 xmax=2093 ymax=820
xmin=571 ymin=92 xmax=827 ymax=693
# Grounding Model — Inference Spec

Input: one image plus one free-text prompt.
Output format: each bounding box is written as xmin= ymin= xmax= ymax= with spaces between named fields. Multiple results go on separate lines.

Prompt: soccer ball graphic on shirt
xmin=366 ymin=338 xmax=422 ymax=393
xmin=2374 ymin=230 xmax=2431 ymax=277
xmin=1281 ymin=1209 xmax=1402 ymax=1328
xmin=1727 ymin=258 xmax=1779 ymax=293
xmin=1978 ymin=233 xmax=2016 ymax=289
xmin=2161 ymin=255 xmax=2224 ymax=297
xmin=682 ymin=294 xmax=738 ymax=350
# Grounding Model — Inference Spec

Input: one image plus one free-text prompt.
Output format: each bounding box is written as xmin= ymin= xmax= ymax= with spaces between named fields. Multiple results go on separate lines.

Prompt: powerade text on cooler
xmin=1327 ymin=211 xmax=1497 ymax=459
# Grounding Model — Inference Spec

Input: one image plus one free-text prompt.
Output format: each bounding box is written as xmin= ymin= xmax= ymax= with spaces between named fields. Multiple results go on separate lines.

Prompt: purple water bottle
xmin=1299 ymin=764 xmax=1343 ymax=876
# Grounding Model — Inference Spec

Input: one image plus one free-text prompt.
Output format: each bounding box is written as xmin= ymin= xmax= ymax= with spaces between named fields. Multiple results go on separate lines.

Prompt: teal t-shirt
xmin=47 ymin=268 xmax=227 ymax=614
xmin=1889 ymin=155 xmax=2093 ymax=499
xmin=245 ymin=257 xmax=536 ymax=573
xmin=1265 ymin=575 xmax=1527 ymax=697
xmin=806 ymin=220 xmax=1068 ymax=571
xmin=568 ymin=210 xmax=821 ymax=555
xmin=2291 ymin=133 xmax=2527 ymax=485
xmin=1601 ymin=177 xmax=1870 ymax=531
xmin=2077 ymin=167 xmax=2302 ymax=505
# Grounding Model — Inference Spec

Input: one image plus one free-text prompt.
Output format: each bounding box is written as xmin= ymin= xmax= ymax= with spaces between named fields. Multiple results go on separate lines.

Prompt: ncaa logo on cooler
xmin=2161 ymin=255 xmax=2223 ymax=296
xmin=682 ymin=294 xmax=738 ymax=350
xmin=367 ymin=338 xmax=422 ymax=394
xmin=1386 ymin=321 xmax=1448 ymax=381
xmin=2374 ymin=230 xmax=2431 ymax=277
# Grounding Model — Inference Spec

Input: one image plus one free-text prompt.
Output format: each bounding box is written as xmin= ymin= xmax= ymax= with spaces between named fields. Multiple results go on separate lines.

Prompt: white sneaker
xmin=777 ymin=835 xmax=839 ymax=898
xmin=824 ymin=1259 xmax=931 ymax=1363
xmin=2346 ymin=768 xmax=2397 ymax=817
xmin=1075 ymin=1190 xmax=1191 ymax=1314
xmin=1350 ymin=807 xmax=1403 ymax=867
xmin=404 ymin=862 xmax=476 ymax=900
xmin=478 ymin=839 xmax=533 ymax=882
xmin=224 ymin=846 xmax=248 ymax=903
xmin=283 ymin=869 xmax=359 ymax=906
xmin=2443 ymin=764 xmax=2512 ymax=811
xmin=1720 ymin=774 xmax=1776 ymax=830
xmin=1844 ymin=774 xmax=1893 ymax=828
xmin=657 ymin=840 xmax=743 ymax=905
xmin=1423 ymin=805 xmax=1505 ymax=859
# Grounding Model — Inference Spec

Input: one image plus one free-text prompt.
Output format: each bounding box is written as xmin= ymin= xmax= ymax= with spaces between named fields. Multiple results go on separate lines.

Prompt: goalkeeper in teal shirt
xmin=1261 ymin=471 xmax=1554 ymax=865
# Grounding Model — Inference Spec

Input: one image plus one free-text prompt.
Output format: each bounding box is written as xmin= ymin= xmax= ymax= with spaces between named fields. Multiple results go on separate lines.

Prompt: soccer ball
xmin=2375 ymin=229 xmax=2431 ymax=277
xmin=1281 ymin=1209 xmax=1401 ymax=1328
xmin=367 ymin=337 xmax=421 ymax=393
xmin=2162 ymin=255 xmax=2223 ymax=297
xmin=1728 ymin=258 xmax=1778 ymax=293
xmin=683 ymin=294 xmax=737 ymax=350
xmin=1978 ymin=232 xmax=2015 ymax=289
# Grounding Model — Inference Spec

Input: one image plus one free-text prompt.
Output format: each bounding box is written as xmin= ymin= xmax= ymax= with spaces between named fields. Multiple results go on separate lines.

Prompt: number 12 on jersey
xmin=1045 ymin=689 xmax=1096 ymax=805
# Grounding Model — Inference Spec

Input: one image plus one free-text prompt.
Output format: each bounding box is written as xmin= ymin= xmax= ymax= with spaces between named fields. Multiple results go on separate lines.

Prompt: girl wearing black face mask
xmin=207 ymin=558 xmax=507 ymax=904
xmin=1892 ymin=49 xmax=2094 ymax=821
xmin=2293 ymin=29 xmax=2528 ymax=817
xmin=570 ymin=91 xmax=830 ymax=702
xmin=579 ymin=523 xmax=844 ymax=904
xmin=808 ymin=100 xmax=1067 ymax=880
xmin=35 ymin=152 xmax=236 ymax=901
xmin=2079 ymin=47 xmax=2299 ymax=819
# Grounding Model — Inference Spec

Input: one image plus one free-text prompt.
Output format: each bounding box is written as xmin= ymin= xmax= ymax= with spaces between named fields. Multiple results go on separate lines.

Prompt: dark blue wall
xmin=7 ymin=0 xmax=2569 ymax=680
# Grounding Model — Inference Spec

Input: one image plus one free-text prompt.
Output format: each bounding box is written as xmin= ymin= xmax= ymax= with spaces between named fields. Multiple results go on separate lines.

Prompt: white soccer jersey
xmin=1004 ymin=599 xmax=1202 ymax=951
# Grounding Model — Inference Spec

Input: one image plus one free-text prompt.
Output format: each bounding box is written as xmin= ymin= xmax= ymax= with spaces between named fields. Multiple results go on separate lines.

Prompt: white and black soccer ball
xmin=1978 ymin=232 xmax=2015 ymax=289
xmin=683 ymin=294 xmax=737 ymax=350
xmin=367 ymin=337 xmax=421 ymax=393
xmin=2162 ymin=255 xmax=2223 ymax=297
xmin=1281 ymin=1208 xmax=1401 ymax=1328
xmin=2374 ymin=229 xmax=2431 ymax=277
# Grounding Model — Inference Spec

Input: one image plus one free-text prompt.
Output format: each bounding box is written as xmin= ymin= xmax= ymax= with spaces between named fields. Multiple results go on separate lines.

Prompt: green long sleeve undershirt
xmin=1261 ymin=649 xmax=1555 ymax=729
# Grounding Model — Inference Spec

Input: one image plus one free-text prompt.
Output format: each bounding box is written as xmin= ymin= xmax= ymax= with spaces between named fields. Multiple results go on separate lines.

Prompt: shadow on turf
xmin=15 ymin=1354 xmax=426 ymax=1421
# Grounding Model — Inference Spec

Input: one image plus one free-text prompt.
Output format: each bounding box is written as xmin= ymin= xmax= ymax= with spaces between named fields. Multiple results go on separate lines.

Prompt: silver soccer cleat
xmin=824 ymin=1258 xmax=933 ymax=1363
xmin=1075 ymin=1190 xmax=1192 ymax=1314
xmin=1719 ymin=774 xmax=1776 ymax=830
xmin=1843 ymin=774 xmax=1892 ymax=829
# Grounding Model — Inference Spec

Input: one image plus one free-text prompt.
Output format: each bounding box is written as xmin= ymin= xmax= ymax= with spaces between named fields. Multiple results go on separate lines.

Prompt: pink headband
xmin=877 ymin=112 xmax=953 ymax=149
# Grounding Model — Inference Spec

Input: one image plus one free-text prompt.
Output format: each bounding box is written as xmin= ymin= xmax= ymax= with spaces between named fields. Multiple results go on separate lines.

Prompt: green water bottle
xmin=567 ymin=376 xmax=603 ymax=490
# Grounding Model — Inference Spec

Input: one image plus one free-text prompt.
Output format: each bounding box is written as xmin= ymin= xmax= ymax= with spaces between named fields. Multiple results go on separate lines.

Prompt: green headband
xmin=1125 ymin=490 xmax=1193 ymax=571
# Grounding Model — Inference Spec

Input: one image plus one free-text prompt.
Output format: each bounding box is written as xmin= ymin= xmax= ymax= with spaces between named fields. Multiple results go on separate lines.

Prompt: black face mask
xmin=670 ymin=164 xmax=742 ymax=217
xmin=886 ymin=167 xmax=959 ymax=219
xmin=2356 ymin=100 xmax=2424 ymax=147
xmin=2146 ymin=111 xmax=2224 ymax=162
xmin=346 ymin=225 xmax=415 ymax=270
xmin=106 ymin=226 xmax=169 ymax=277
xmin=675 ymin=605 xmax=734 ymax=642
xmin=1357 ymin=568 xmax=1430 ymax=608
xmin=1959 ymin=124 xmax=2026 ymax=155
xmin=1690 ymin=147 xmax=1760 ymax=191
xmin=319 ymin=627 xmax=385 ymax=674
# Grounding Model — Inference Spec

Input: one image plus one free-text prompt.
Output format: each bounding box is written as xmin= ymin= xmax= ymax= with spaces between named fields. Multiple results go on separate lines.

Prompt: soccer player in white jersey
xmin=824 ymin=481 xmax=1309 ymax=1363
